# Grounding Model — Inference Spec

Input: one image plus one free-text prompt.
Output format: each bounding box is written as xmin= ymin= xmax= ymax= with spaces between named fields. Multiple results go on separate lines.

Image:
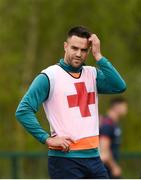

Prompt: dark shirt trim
xmin=57 ymin=63 xmax=83 ymax=79
xmin=40 ymin=73 xmax=50 ymax=101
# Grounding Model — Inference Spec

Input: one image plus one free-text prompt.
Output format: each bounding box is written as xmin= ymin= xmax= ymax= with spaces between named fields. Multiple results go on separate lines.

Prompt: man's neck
xmin=59 ymin=58 xmax=83 ymax=73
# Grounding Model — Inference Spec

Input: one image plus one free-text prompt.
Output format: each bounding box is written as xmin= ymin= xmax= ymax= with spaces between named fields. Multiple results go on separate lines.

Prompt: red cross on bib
xmin=67 ymin=82 xmax=95 ymax=117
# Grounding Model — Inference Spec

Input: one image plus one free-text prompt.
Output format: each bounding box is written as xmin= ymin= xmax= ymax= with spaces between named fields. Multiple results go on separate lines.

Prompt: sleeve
xmin=15 ymin=73 xmax=50 ymax=144
xmin=96 ymin=57 xmax=127 ymax=94
xmin=100 ymin=124 xmax=114 ymax=139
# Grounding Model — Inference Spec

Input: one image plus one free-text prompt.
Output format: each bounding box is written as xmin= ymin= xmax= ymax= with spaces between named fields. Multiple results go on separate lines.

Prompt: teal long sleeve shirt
xmin=15 ymin=57 xmax=126 ymax=145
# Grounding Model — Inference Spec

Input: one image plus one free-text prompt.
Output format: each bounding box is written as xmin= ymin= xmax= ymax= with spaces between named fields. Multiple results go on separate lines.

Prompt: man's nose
xmin=76 ymin=50 xmax=81 ymax=57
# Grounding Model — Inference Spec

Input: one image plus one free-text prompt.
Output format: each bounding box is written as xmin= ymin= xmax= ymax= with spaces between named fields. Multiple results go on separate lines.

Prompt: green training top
xmin=15 ymin=57 xmax=126 ymax=158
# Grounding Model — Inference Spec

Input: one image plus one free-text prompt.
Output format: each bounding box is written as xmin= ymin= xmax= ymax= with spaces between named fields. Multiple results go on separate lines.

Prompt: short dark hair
xmin=109 ymin=97 xmax=127 ymax=108
xmin=68 ymin=26 xmax=91 ymax=39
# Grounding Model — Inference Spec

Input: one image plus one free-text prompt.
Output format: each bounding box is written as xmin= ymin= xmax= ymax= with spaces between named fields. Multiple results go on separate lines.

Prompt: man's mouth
xmin=74 ymin=58 xmax=81 ymax=61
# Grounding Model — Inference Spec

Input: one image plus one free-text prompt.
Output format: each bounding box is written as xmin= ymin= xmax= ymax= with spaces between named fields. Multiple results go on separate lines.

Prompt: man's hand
xmin=89 ymin=34 xmax=102 ymax=61
xmin=111 ymin=163 xmax=122 ymax=177
xmin=46 ymin=136 xmax=74 ymax=152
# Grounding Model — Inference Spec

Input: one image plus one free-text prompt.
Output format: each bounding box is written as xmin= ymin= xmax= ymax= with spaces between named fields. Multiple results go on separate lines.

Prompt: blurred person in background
xmin=16 ymin=26 xmax=126 ymax=179
xmin=100 ymin=97 xmax=128 ymax=179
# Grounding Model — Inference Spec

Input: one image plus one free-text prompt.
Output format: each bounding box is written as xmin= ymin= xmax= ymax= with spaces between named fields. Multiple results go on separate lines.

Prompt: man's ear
xmin=64 ymin=42 xmax=68 ymax=52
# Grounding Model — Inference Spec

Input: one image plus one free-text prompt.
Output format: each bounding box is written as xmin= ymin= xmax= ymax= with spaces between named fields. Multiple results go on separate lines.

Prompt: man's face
xmin=114 ymin=103 xmax=128 ymax=118
xmin=64 ymin=35 xmax=90 ymax=68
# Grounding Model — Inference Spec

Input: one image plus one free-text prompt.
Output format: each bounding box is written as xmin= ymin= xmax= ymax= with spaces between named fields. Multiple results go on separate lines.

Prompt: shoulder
xmin=83 ymin=65 xmax=97 ymax=76
xmin=41 ymin=64 xmax=60 ymax=80
xmin=28 ymin=73 xmax=50 ymax=92
xmin=83 ymin=65 xmax=96 ymax=70
xmin=100 ymin=116 xmax=115 ymax=137
xmin=42 ymin=64 xmax=58 ymax=74
xmin=32 ymin=74 xmax=49 ymax=85
xmin=101 ymin=116 xmax=114 ymax=126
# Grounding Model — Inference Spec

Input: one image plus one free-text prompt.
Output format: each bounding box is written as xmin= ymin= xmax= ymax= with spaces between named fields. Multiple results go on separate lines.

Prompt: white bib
xmin=42 ymin=64 xmax=99 ymax=141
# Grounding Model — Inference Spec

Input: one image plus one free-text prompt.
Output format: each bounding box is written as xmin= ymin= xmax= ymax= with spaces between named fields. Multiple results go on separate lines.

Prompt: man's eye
xmin=82 ymin=49 xmax=88 ymax=52
xmin=72 ymin=47 xmax=78 ymax=50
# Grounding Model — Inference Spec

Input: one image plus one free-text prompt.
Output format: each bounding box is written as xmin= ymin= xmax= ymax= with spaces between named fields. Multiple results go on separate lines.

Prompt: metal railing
xmin=0 ymin=152 xmax=141 ymax=178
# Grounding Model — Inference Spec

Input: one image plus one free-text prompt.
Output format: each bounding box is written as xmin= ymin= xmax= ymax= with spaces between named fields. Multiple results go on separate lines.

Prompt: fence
xmin=0 ymin=152 xmax=141 ymax=178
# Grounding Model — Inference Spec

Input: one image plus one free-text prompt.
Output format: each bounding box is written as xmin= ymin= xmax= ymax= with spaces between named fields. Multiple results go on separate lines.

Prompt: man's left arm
xmin=89 ymin=34 xmax=126 ymax=94
xmin=96 ymin=57 xmax=126 ymax=94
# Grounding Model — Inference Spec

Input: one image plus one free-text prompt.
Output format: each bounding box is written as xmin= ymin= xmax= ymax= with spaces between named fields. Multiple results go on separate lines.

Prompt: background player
xmin=100 ymin=97 xmax=128 ymax=178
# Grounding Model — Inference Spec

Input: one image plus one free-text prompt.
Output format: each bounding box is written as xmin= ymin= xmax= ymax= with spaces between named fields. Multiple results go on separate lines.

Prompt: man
xmin=100 ymin=97 xmax=128 ymax=178
xmin=15 ymin=26 xmax=126 ymax=179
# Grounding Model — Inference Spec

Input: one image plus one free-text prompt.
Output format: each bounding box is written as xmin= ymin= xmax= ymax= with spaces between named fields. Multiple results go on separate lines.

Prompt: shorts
xmin=48 ymin=156 xmax=109 ymax=179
